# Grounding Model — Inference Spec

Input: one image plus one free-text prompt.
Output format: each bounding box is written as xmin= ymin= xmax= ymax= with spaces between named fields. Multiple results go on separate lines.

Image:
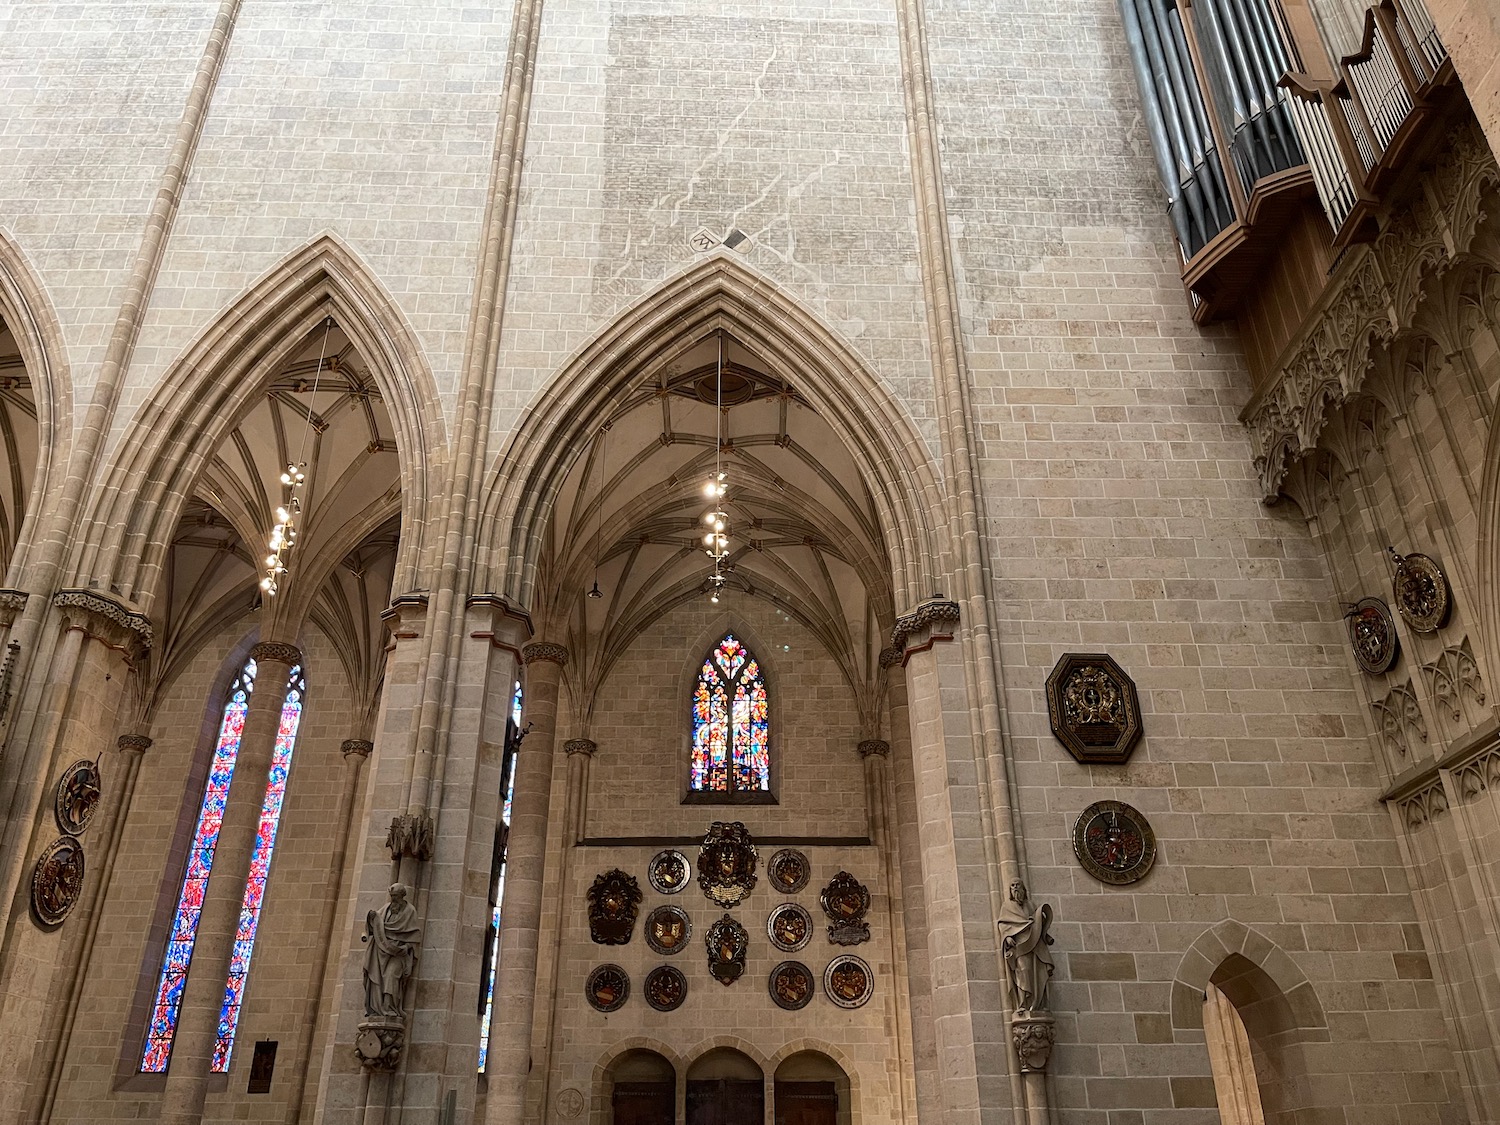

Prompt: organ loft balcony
xmin=1122 ymin=0 xmax=1462 ymax=336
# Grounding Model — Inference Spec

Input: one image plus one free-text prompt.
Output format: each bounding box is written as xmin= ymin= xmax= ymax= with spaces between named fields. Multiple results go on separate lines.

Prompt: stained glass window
xmin=691 ymin=634 xmax=770 ymax=792
xmin=141 ymin=658 xmax=307 ymax=1074
xmin=478 ymin=680 xmax=523 ymax=1072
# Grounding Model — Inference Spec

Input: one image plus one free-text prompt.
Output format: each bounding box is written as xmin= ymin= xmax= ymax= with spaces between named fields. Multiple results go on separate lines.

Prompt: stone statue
xmin=997 ymin=880 xmax=1055 ymax=1014
xmin=362 ymin=883 xmax=422 ymax=1019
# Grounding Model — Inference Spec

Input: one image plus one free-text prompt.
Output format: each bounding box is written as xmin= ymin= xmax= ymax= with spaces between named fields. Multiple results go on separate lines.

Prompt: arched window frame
xmin=138 ymin=653 xmax=308 ymax=1075
xmin=684 ymin=632 xmax=776 ymax=805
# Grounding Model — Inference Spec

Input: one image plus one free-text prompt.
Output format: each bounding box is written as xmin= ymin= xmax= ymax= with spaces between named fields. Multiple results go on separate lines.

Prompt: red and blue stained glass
xmin=691 ymin=635 xmax=770 ymax=793
xmin=140 ymin=659 xmax=306 ymax=1074
xmin=478 ymin=680 xmax=524 ymax=1072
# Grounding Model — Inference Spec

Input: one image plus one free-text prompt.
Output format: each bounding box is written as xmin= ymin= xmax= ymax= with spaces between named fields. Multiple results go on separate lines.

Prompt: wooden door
xmin=774 ymin=1080 xmax=837 ymax=1125
xmin=687 ymin=1077 xmax=764 ymax=1125
xmin=613 ymin=1080 xmax=674 ymax=1125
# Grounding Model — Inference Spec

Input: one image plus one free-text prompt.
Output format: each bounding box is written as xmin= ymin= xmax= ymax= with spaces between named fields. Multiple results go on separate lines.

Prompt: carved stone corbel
xmin=522 ymin=641 xmax=569 ymax=666
xmin=564 ymin=738 xmax=596 ymax=757
xmin=385 ymin=813 xmax=434 ymax=861
xmin=0 ymin=588 xmax=28 ymax=628
xmin=857 ymin=740 xmax=890 ymax=759
xmin=341 ymin=738 xmax=374 ymax=759
xmin=1010 ymin=1012 xmax=1056 ymax=1073
xmin=52 ymin=589 xmax=153 ymax=658
xmin=249 ymin=640 xmax=303 ymax=668
xmin=890 ymin=597 xmax=961 ymax=665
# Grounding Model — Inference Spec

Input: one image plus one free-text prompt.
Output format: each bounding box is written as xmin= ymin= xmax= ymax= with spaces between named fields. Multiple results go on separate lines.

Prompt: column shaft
xmin=485 ymin=646 xmax=564 ymax=1125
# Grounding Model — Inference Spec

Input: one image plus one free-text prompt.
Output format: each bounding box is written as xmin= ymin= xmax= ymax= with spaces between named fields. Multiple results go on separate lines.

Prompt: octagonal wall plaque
xmin=1044 ymin=653 xmax=1143 ymax=765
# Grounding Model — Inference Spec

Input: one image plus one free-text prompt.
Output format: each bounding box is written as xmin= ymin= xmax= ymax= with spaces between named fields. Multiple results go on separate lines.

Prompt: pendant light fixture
xmin=261 ymin=316 xmax=333 ymax=597
xmin=704 ymin=333 xmax=730 ymax=603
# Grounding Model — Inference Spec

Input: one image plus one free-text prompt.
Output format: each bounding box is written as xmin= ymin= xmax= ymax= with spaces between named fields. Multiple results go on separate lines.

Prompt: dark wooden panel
xmin=613 ymin=1080 xmax=674 ymax=1125
xmin=775 ymin=1080 xmax=837 ymax=1125
xmin=687 ymin=1078 xmax=764 ymax=1125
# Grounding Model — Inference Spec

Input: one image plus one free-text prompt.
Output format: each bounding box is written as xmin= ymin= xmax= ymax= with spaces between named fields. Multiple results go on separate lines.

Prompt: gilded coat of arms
xmin=586 ymin=869 xmax=642 ymax=945
xmin=697 ymin=821 xmax=758 ymax=908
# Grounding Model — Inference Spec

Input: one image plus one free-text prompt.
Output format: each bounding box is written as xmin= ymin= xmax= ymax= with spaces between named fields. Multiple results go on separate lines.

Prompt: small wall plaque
xmin=644 ymin=905 xmax=692 ymax=956
xmin=585 ymin=964 xmax=630 ymax=1012
xmin=644 ymin=965 xmax=687 ymax=1012
xmin=767 ymin=902 xmax=813 ymax=952
xmin=1072 ymin=800 xmax=1156 ymax=885
xmin=768 ymin=848 xmax=810 ymax=894
xmin=31 ymin=836 xmax=86 ymax=927
xmin=819 ymin=871 xmax=870 ymax=946
xmin=54 ymin=759 xmax=102 ymax=836
xmin=587 ymin=869 xmax=642 ymax=945
xmin=648 ymin=849 xmax=690 ymax=895
xmin=706 ymin=914 xmax=749 ymax=986
xmin=1390 ymin=551 xmax=1452 ymax=634
xmin=1045 ymin=653 xmax=1143 ymax=765
xmin=823 ymin=954 xmax=874 ymax=1009
xmin=769 ymin=961 xmax=815 ymax=1010
xmin=1347 ymin=596 xmax=1399 ymax=674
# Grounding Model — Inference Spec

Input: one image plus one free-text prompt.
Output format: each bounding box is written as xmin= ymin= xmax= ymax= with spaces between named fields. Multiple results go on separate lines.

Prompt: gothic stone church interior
xmin=7 ymin=0 xmax=1500 ymax=1122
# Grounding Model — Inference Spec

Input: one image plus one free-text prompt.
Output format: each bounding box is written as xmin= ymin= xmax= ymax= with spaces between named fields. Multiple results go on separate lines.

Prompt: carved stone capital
xmin=878 ymin=646 xmax=903 ymax=670
xmin=52 ymin=589 xmax=153 ymax=652
xmin=890 ymin=597 xmax=961 ymax=652
xmin=857 ymin=739 xmax=890 ymax=759
xmin=354 ymin=1019 xmax=404 ymax=1071
xmin=117 ymin=734 xmax=153 ymax=754
xmin=342 ymin=738 xmax=374 ymax=759
xmin=564 ymin=738 xmax=597 ymax=757
xmin=1010 ymin=1012 xmax=1056 ymax=1073
xmin=386 ymin=813 xmax=434 ymax=861
xmin=0 ymin=588 xmax=28 ymax=628
xmin=250 ymin=641 xmax=302 ymax=667
xmin=522 ymin=641 xmax=569 ymax=666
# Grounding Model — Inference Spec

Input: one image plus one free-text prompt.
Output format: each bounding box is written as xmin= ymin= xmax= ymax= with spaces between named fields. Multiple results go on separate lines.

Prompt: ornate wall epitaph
xmin=697 ymin=821 xmax=758 ymax=907
xmin=31 ymin=836 xmax=86 ymax=926
xmin=819 ymin=871 xmax=871 ymax=946
xmin=706 ymin=914 xmax=749 ymax=985
xmin=54 ymin=758 xmax=102 ymax=836
xmin=1045 ymin=653 xmax=1143 ymax=764
xmin=1347 ymin=597 xmax=1400 ymax=674
xmin=1072 ymin=800 xmax=1157 ymax=885
xmin=587 ymin=869 xmax=643 ymax=945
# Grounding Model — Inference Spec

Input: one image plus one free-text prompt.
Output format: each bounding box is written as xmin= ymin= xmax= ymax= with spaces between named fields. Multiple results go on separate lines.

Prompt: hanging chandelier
xmin=704 ymin=334 xmax=729 ymax=603
xmin=261 ymin=317 xmax=333 ymax=597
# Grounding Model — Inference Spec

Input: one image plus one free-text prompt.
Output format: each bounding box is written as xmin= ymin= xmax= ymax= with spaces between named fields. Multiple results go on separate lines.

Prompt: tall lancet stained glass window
xmin=141 ymin=658 xmax=307 ymax=1074
xmin=691 ymin=634 xmax=770 ymax=792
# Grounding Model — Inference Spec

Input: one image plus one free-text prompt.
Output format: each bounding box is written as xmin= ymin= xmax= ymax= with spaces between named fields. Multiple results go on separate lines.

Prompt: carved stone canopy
xmin=1044 ymin=653 xmax=1143 ymax=765
xmin=697 ymin=821 xmax=758 ymax=908
xmin=386 ymin=813 xmax=434 ymax=861
xmin=587 ymin=868 xmax=642 ymax=945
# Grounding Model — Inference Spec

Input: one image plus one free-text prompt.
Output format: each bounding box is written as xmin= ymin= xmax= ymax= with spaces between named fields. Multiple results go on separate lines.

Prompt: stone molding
xmin=386 ymin=813 xmax=435 ymax=861
xmin=523 ymin=641 xmax=569 ymax=666
xmin=342 ymin=738 xmax=374 ymax=759
xmin=564 ymin=738 xmax=596 ymax=757
xmin=117 ymin=734 xmax=153 ymax=754
xmin=890 ymin=597 xmax=961 ymax=651
xmin=857 ymin=739 xmax=890 ymax=759
xmin=249 ymin=640 xmax=302 ymax=667
xmin=1242 ymin=120 xmax=1499 ymax=501
xmin=1400 ymin=778 xmax=1449 ymax=828
xmin=1421 ymin=636 xmax=1486 ymax=723
xmin=1371 ymin=680 xmax=1427 ymax=760
xmin=52 ymin=589 xmax=153 ymax=650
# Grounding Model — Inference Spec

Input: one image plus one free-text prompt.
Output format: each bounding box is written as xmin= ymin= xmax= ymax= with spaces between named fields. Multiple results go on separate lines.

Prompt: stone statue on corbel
xmin=355 ymin=883 xmax=423 ymax=1070
xmin=997 ymin=880 xmax=1057 ymax=1073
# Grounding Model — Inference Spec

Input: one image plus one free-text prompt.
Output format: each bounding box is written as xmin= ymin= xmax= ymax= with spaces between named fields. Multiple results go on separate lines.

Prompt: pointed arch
xmin=73 ymin=234 xmax=445 ymax=612
xmin=0 ymin=228 xmax=71 ymax=585
xmin=476 ymin=254 xmax=946 ymax=616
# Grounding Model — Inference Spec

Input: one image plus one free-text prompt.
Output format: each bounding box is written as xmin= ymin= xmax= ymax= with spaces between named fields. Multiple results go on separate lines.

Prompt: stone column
xmin=562 ymin=738 xmax=595 ymax=845
xmin=160 ymin=640 xmax=302 ymax=1125
xmin=898 ymin=603 xmax=1015 ymax=1125
xmin=485 ymin=641 xmax=566 ymax=1125
xmin=886 ymin=652 xmax=941 ymax=1122
xmin=286 ymin=738 xmax=372 ymax=1124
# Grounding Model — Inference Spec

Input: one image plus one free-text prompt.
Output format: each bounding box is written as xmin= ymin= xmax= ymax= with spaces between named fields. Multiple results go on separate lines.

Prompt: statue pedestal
xmin=354 ymin=1018 xmax=405 ymax=1071
xmin=1010 ymin=1011 xmax=1056 ymax=1073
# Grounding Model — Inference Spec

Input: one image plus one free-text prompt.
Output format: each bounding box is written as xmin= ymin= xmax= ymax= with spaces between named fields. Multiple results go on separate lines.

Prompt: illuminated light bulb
xmin=275 ymin=506 xmax=290 ymax=523
xmin=266 ymin=554 xmax=279 ymax=568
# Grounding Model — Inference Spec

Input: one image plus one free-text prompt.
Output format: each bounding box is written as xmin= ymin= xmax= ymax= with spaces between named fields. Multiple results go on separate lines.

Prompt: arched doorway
xmin=608 ymin=1049 xmax=675 ymax=1125
xmin=774 ymin=1051 xmax=850 ymax=1125
xmin=687 ymin=1047 xmax=764 ymax=1125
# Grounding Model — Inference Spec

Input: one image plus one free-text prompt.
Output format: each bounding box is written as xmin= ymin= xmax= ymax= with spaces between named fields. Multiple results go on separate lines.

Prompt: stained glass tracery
xmin=478 ymin=680 xmax=523 ymax=1072
xmin=691 ymin=634 xmax=770 ymax=793
xmin=141 ymin=658 xmax=307 ymax=1074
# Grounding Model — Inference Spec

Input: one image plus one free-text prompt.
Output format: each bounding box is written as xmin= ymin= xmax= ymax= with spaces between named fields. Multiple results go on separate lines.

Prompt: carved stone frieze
xmin=522 ymin=641 xmax=569 ymax=666
xmin=52 ymin=589 xmax=153 ymax=652
xmin=1371 ymin=680 xmax=1427 ymax=760
xmin=386 ymin=813 xmax=435 ymax=861
xmin=1422 ymin=636 xmax=1485 ymax=724
xmin=1400 ymin=779 xmax=1449 ymax=828
xmin=890 ymin=598 xmax=961 ymax=652
xmin=1241 ymin=119 xmax=1498 ymax=501
xmin=587 ymin=869 xmax=643 ymax=945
